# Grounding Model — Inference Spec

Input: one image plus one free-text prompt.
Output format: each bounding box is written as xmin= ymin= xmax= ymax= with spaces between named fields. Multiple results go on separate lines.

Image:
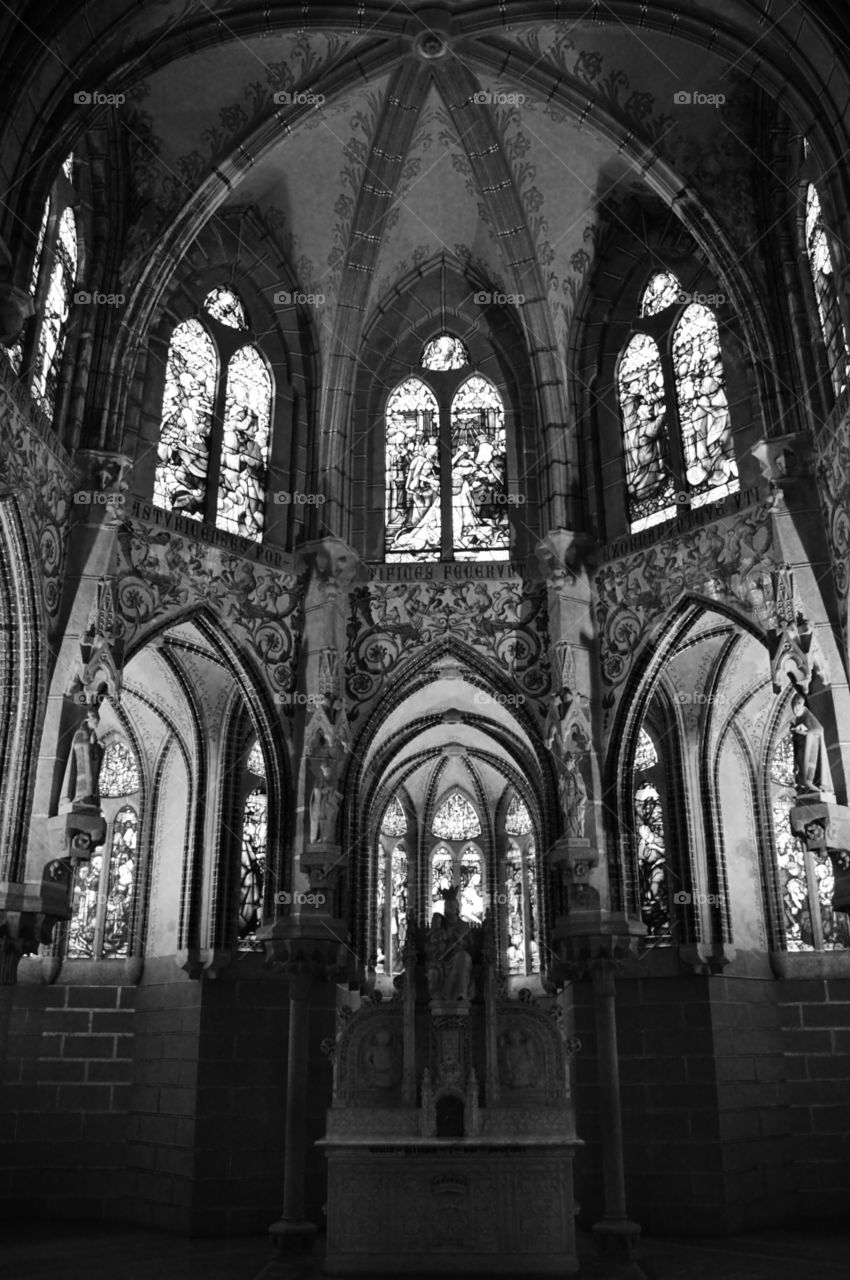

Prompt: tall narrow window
xmin=617 ymin=271 xmax=738 ymax=532
xmin=153 ymin=286 xmax=273 ymax=540
xmin=633 ymin=727 xmax=671 ymax=939
xmin=804 ymin=184 xmax=848 ymax=395
xmin=238 ymin=741 xmax=268 ymax=950
xmin=376 ymin=796 xmax=408 ymax=976
xmin=68 ymin=740 xmax=140 ymax=959
xmin=504 ymin=793 xmax=540 ymax=975
xmin=384 ymin=337 xmax=512 ymax=562
xmin=770 ymin=731 xmax=850 ymax=951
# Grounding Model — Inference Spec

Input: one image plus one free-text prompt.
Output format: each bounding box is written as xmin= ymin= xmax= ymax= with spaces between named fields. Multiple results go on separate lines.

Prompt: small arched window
xmin=384 ymin=343 xmax=511 ymax=563
xmin=804 ymin=184 xmax=848 ymax=396
xmin=770 ymin=729 xmax=850 ymax=951
xmin=10 ymin=156 xmax=79 ymax=420
xmin=432 ymin=792 xmax=481 ymax=841
xmin=617 ymin=271 xmax=738 ymax=532
xmin=153 ymin=285 xmax=273 ymax=541
xmin=68 ymin=739 xmax=141 ymax=960
xmin=237 ymin=741 xmax=268 ymax=950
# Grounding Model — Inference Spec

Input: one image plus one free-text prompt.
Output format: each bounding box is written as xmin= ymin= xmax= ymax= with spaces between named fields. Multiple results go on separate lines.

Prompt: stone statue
xmin=425 ymin=888 xmax=473 ymax=1003
xmin=362 ymin=1029 xmax=401 ymax=1089
xmin=67 ymin=709 xmax=104 ymax=810
xmin=498 ymin=1028 xmax=538 ymax=1089
xmin=309 ymin=759 xmax=342 ymax=845
xmin=790 ymin=694 xmax=835 ymax=797
xmin=559 ymin=752 xmax=587 ymax=838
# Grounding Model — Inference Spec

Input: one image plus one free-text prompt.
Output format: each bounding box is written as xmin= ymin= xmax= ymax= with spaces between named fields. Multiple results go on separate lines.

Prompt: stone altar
xmin=319 ymin=921 xmax=581 ymax=1274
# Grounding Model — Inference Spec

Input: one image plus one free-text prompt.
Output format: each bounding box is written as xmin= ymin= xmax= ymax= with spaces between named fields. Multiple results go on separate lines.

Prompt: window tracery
xmin=432 ymin=792 xmax=481 ymax=840
xmin=617 ymin=272 xmax=738 ymax=532
xmin=153 ymin=287 xmax=272 ymax=541
xmin=421 ymin=333 xmax=469 ymax=370
xmin=67 ymin=738 xmax=140 ymax=960
xmin=380 ymin=795 xmax=407 ymax=836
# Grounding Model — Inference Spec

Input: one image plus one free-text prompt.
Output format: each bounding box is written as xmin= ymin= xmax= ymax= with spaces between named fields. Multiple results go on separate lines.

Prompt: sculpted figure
xmin=499 ymin=1028 xmax=538 ymax=1089
xmin=425 ymin=888 xmax=473 ymax=1003
xmin=67 ymin=709 xmax=104 ymax=810
xmin=790 ymin=694 xmax=835 ymax=797
xmin=363 ymin=1029 xmax=401 ymax=1089
xmin=559 ymin=752 xmax=587 ymax=838
xmin=309 ymin=759 xmax=342 ymax=844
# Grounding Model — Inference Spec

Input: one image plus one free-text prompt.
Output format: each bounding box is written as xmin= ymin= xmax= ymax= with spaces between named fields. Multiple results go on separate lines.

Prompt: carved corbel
xmin=534 ymin=529 xmax=598 ymax=587
xmin=298 ymin=536 xmax=370 ymax=599
xmin=73 ymin=451 xmax=133 ymax=527
xmin=0 ymin=281 xmax=33 ymax=345
xmin=176 ymin=947 xmax=233 ymax=981
xmin=766 ymin=565 xmax=829 ymax=693
xmin=0 ymin=863 xmax=73 ymax=985
xmin=750 ymin=433 xmax=813 ymax=495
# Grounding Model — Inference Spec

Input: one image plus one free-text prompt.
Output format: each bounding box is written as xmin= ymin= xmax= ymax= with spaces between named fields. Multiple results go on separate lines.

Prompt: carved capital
xmin=750 ymin=433 xmax=813 ymax=489
xmin=176 ymin=947 xmax=232 ymax=981
xmin=257 ymin=916 xmax=354 ymax=982
xmin=0 ymin=282 xmax=33 ymax=344
xmin=47 ymin=810 xmax=107 ymax=859
xmin=678 ymin=942 xmax=736 ymax=976
xmin=556 ymin=916 xmax=645 ymax=984
xmin=0 ymin=872 xmax=73 ymax=985
xmin=534 ymin=528 xmax=598 ymax=586
xmin=298 ymin=537 xmax=370 ymax=596
xmin=73 ymin=451 xmax=133 ymax=525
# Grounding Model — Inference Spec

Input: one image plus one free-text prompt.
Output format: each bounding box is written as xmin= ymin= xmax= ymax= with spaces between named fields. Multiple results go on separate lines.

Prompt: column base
xmin=590 ymin=1219 xmax=651 ymax=1278
xmin=269 ymin=1218 xmax=318 ymax=1254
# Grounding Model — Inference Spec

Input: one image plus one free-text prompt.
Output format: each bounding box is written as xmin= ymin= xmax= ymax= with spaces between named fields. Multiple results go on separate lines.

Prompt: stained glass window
xmin=153 ymin=319 xmax=218 ymax=520
xmin=205 ymin=285 xmax=248 ymax=330
xmin=459 ymin=844 xmax=485 ymax=923
xmin=32 ymin=206 xmax=77 ymax=416
xmin=618 ymin=333 xmax=675 ymax=531
xmin=505 ymin=839 xmax=540 ymax=974
xmin=633 ymin=728 xmax=670 ymax=939
xmin=99 ymin=741 xmax=141 ymax=797
xmin=246 ymin=741 xmax=266 ymax=776
xmin=450 ymin=375 xmax=508 ymax=560
xmin=377 ymin=842 xmax=408 ymax=974
xmin=7 ymin=198 xmax=49 ymax=374
xmin=505 ymin=794 xmax=532 ymax=836
xmin=62 ymin=153 xmax=75 ymax=181
xmin=68 ymin=807 xmax=138 ymax=959
xmin=640 ymin=271 xmax=682 ymax=317
xmin=385 ymin=377 xmax=441 ymax=561
xmin=238 ymin=787 xmax=267 ymax=950
xmin=217 ymin=345 xmax=271 ymax=540
xmin=672 ymin=305 xmax=738 ymax=508
xmin=381 ymin=795 xmax=407 ymax=836
xmin=805 ymin=184 xmax=848 ymax=394
xmin=421 ymin=333 xmax=469 ymax=371
xmin=431 ymin=844 xmax=454 ymax=912
xmin=771 ymin=733 xmax=850 ymax=951
xmin=432 ymin=792 xmax=481 ymax=840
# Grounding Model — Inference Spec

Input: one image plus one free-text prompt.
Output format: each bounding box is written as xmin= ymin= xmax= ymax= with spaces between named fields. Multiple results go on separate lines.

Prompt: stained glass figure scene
xmin=205 ymin=285 xmax=249 ymax=330
xmin=431 ymin=845 xmax=454 ymax=913
xmin=432 ymin=791 xmax=481 ymax=840
xmin=380 ymin=795 xmax=407 ymax=837
xmin=68 ymin=807 xmax=138 ymax=959
xmin=385 ymin=377 xmax=441 ymax=560
xmin=617 ymin=332 xmax=675 ymax=531
xmin=153 ymin=319 xmax=218 ymax=519
xmin=640 ymin=271 xmax=682 ymax=317
xmin=238 ymin=787 xmax=268 ymax=950
xmin=505 ymin=839 xmax=540 ymax=974
xmin=633 ymin=728 xmax=671 ymax=938
xmin=505 ymin=793 xmax=532 ymax=836
xmin=99 ymin=741 xmax=141 ymax=798
xmin=672 ymin=304 xmax=739 ymax=508
xmin=805 ymin=184 xmax=848 ymax=391
xmin=217 ymin=345 xmax=271 ymax=540
xmin=772 ymin=734 xmax=850 ymax=950
xmin=376 ymin=843 xmax=408 ymax=974
xmin=421 ymin=333 xmax=470 ymax=371
xmin=449 ymin=375 xmax=509 ymax=560
xmin=459 ymin=844 xmax=485 ymax=922
xmin=32 ymin=206 xmax=77 ymax=415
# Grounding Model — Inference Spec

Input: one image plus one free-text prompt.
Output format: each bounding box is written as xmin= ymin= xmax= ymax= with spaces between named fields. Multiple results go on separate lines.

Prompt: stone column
xmin=270 ymin=965 xmax=317 ymax=1251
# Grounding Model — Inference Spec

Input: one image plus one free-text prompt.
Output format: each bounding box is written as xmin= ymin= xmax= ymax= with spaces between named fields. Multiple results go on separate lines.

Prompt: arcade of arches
xmin=1 ymin=1 xmax=850 ymax=1268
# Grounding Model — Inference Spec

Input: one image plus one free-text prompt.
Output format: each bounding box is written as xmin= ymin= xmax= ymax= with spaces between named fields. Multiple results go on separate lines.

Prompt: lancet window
xmin=770 ymin=731 xmax=850 ymax=951
xmin=804 ymin=184 xmax=848 ymax=396
xmin=237 ymin=741 xmax=268 ymax=951
xmin=9 ymin=156 xmax=79 ymax=420
xmin=376 ymin=796 xmax=410 ymax=976
xmin=617 ymin=270 xmax=739 ymax=532
xmin=67 ymin=739 xmax=140 ymax=959
xmin=633 ymin=727 xmax=672 ymax=940
xmin=153 ymin=285 xmax=272 ymax=541
xmin=385 ymin=335 xmax=510 ymax=562
xmin=503 ymin=793 xmax=539 ymax=975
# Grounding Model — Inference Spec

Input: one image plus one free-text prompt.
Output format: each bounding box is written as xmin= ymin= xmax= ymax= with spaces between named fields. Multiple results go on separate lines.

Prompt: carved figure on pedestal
xmin=310 ymin=759 xmax=342 ymax=845
xmin=790 ymin=694 xmax=835 ymax=797
xmin=558 ymin=752 xmax=587 ymax=838
xmin=362 ymin=1029 xmax=401 ymax=1089
xmin=65 ymin=709 xmax=104 ymax=810
xmin=498 ymin=1028 xmax=539 ymax=1089
xmin=425 ymin=887 xmax=473 ymax=1003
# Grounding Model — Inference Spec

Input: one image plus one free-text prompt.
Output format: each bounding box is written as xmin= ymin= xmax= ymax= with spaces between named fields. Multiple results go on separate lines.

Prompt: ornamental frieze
xmin=114 ymin=514 xmax=302 ymax=696
xmin=345 ymin=574 xmax=551 ymax=715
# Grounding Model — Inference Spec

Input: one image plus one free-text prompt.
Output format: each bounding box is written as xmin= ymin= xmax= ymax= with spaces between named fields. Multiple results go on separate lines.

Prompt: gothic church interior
xmin=0 ymin=0 xmax=849 ymax=1268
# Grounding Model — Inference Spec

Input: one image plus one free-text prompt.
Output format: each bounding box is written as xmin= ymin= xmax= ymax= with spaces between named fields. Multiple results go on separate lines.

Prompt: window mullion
xmin=206 ymin=350 xmax=230 ymax=525
xmin=439 ymin=396 xmax=453 ymax=560
xmin=92 ymin=819 xmax=112 ymax=959
xmin=803 ymin=846 xmax=826 ymax=951
xmin=660 ymin=347 xmax=687 ymax=500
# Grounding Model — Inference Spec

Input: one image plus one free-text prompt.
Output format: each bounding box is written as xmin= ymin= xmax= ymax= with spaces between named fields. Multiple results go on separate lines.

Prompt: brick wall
xmin=0 ymin=978 xmax=135 ymax=1222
